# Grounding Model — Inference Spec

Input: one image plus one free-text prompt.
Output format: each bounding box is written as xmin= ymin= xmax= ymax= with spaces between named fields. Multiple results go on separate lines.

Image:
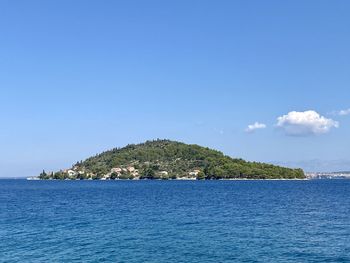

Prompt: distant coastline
xmin=12 ymin=175 xmax=350 ymax=181
xmin=27 ymin=177 xmax=309 ymax=181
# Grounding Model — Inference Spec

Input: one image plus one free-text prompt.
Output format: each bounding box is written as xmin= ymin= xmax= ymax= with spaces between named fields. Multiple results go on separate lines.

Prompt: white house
xmin=111 ymin=167 xmax=122 ymax=173
xmin=67 ymin=170 xmax=77 ymax=177
xmin=127 ymin=166 xmax=136 ymax=172
xmin=189 ymin=170 xmax=200 ymax=177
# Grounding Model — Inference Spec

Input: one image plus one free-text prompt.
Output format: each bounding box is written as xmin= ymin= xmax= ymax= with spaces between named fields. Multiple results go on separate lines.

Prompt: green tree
xmin=39 ymin=170 xmax=48 ymax=179
xmin=196 ymin=171 xmax=206 ymax=180
xmin=140 ymin=167 xmax=156 ymax=179
xmin=110 ymin=172 xmax=119 ymax=180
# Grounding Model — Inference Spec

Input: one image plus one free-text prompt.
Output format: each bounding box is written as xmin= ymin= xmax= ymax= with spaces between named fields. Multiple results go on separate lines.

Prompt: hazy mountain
xmin=271 ymin=159 xmax=350 ymax=173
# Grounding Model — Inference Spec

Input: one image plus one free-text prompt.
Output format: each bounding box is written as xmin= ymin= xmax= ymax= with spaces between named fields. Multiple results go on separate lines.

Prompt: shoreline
xmin=25 ymin=177 xmax=310 ymax=181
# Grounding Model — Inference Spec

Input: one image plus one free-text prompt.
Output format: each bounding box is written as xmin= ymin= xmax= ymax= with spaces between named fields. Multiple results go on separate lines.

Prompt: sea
xmin=0 ymin=179 xmax=349 ymax=262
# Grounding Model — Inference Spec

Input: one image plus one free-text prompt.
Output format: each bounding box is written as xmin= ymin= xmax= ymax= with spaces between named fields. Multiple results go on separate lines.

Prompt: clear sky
xmin=1 ymin=0 xmax=350 ymax=176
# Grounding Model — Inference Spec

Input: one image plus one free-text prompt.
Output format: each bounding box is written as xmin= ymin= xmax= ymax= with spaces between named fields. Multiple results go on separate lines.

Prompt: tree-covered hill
xmin=39 ymin=139 xmax=305 ymax=180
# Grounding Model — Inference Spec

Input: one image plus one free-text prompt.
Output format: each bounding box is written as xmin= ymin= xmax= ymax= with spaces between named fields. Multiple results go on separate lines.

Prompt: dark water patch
xmin=0 ymin=180 xmax=349 ymax=262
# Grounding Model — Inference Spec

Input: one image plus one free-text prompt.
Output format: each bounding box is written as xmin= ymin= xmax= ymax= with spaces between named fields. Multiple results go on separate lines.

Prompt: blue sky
xmin=1 ymin=0 xmax=350 ymax=176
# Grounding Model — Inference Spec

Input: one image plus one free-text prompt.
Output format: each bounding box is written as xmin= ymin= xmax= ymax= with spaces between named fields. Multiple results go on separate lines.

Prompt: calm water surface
xmin=0 ymin=180 xmax=349 ymax=262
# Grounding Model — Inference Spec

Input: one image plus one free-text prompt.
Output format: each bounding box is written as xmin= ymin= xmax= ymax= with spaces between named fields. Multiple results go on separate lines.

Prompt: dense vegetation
xmin=39 ymin=139 xmax=305 ymax=180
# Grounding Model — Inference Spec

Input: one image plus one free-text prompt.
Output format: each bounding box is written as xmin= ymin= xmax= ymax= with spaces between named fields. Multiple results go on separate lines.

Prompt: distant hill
xmin=272 ymin=159 xmax=350 ymax=173
xmin=39 ymin=139 xmax=305 ymax=180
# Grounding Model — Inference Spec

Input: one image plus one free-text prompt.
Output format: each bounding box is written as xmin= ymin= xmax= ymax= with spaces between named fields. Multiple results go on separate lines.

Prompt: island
xmin=38 ymin=139 xmax=305 ymax=180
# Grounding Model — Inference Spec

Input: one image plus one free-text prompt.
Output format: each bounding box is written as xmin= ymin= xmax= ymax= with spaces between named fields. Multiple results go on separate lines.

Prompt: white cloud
xmin=214 ymin=128 xmax=224 ymax=135
xmin=330 ymin=108 xmax=350 ymax=116
xmin=245 ymin=122 xmax=267 ymax=133
xmin=276 ymin=110 xmax=339 ymax=136
xmin=338 ymin=109 xmax=350 ymax=116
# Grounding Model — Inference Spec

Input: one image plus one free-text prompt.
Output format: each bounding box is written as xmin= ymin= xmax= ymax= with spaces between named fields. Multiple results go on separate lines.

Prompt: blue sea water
xmin=0 ymin=180 xmax=349 ymax=263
